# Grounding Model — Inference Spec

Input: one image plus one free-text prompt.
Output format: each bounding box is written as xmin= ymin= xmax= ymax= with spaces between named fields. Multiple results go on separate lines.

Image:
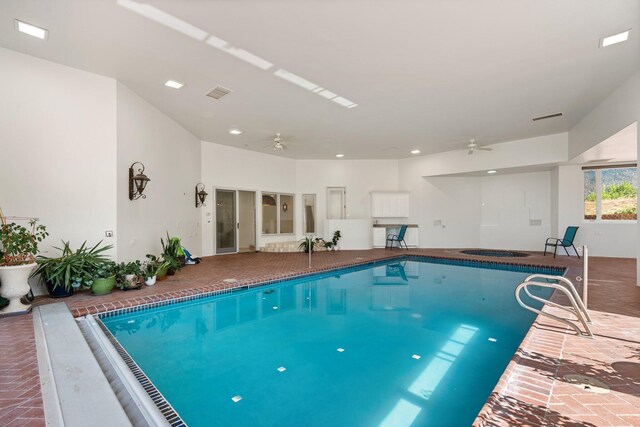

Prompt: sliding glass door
xmin=216 ymin=189 xmax=237 ymax=254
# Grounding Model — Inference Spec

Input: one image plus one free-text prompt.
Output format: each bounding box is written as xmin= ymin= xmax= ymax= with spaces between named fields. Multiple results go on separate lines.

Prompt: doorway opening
xmin=327 ymin=187 xmax=346 ymax=219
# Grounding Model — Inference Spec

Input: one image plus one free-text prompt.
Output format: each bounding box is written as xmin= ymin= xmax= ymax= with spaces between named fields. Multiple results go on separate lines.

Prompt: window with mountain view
xmin=584 ymin=166 xmax=637 ymax=221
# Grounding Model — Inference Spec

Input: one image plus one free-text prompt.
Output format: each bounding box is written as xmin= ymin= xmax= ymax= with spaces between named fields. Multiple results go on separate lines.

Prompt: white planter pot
xmin=145 ymin=276 xmax=157 ymax=286
xmin=0 ymin=263 xmax=36 ymax=316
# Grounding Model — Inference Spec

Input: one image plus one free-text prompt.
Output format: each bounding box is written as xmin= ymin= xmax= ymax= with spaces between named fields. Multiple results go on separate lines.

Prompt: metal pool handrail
xmin=515 ymin=274 xmax=593 ymax=338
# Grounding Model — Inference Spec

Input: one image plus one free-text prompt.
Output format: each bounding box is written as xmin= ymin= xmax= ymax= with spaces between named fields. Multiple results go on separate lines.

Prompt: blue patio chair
xmin=385 ymin=225 xmax=409 ymax=250
xmin=386 ymin=261 xmax=408 ymax=281
xmin=544 ymin=226 xmax=580 ymax=258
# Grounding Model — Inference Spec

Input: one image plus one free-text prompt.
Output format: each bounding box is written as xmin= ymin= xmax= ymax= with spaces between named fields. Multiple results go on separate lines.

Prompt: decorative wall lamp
xmin=282 ymin=202 xmax=288 ymax=212
xmin=195 ymin=183 xmax=208 ymax=207
xmin=129 ymin=162 xmax=150 ymax=200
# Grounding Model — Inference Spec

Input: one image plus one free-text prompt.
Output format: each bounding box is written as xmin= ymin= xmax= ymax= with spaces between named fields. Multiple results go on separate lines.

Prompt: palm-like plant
xmin=31 ymin=241 xmax=113 ymax=291
xmin=161 ymin=232 xmax=181 ymax=272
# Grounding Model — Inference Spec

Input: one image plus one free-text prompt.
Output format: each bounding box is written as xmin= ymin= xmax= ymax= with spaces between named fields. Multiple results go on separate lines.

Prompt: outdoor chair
xmin=386 ymin=261 xmax=409 ymax=281
xmin=386 ymin=225 xmax=409 ymax=250
xmin=544 ymin=226 xmax=580 ymax=258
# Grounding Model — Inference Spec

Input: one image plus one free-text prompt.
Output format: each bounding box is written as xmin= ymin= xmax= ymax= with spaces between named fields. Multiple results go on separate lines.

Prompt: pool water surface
xmin=102 ymin=258 xmax=556 ymax=427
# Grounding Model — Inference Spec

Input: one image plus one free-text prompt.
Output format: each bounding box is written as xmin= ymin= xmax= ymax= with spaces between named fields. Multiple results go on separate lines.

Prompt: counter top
xmin=372 ymin=224 xmax=418 ymax=228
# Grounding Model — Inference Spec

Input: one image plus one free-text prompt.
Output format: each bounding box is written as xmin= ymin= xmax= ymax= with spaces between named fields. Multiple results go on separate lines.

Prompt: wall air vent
xmin=532 ymin=112 xmax=563 ymax=121
xmin=207 ymin=86 xmax=232 ymax=100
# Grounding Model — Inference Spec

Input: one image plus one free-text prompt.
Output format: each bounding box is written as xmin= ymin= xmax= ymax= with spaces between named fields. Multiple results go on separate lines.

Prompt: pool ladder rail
xmin=515 ymin=274 xmax=593 ymax=338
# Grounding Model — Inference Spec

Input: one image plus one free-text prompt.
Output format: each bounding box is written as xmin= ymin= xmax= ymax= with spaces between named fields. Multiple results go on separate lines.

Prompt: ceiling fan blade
xmin=478 ymin=147 xmax=493 ymax=151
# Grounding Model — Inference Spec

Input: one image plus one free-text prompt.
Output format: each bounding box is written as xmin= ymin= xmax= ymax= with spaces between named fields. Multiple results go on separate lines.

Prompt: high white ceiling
xmin=1 ymin=0 xmax=638 ymax=159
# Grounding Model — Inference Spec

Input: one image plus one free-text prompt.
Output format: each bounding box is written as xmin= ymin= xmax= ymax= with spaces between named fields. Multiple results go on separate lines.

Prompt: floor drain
xmin=562 ymin=374 xmax=610 ymax=394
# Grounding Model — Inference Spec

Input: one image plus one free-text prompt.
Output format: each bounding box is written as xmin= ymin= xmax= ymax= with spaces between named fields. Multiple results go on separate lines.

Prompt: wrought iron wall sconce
xmin=195 ymin=183 xmax=208 ymax=207
xmin=282 ymin=202 xmax=288 ymax=212
xmin=129 ymin=162 xmax=150 ymax=200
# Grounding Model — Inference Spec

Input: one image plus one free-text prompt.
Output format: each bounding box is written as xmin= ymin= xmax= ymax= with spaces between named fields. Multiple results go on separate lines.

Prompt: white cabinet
xmin=372 ymin=227 xmax=387 ymax=247
xmin=371 ymin=192 xmax=409 ymax=218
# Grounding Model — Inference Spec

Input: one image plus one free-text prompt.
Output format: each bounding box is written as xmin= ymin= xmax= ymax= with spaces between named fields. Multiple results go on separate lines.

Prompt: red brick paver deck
xmin=1 ymin=249 xmax=638 ymax=426
xmin=0 ymin=314 xmax=45 ymax=427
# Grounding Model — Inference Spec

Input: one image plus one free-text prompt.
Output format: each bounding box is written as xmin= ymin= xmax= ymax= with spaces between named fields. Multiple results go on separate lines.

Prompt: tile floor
xmin=1 ymin=249 xmax=638 ymax=426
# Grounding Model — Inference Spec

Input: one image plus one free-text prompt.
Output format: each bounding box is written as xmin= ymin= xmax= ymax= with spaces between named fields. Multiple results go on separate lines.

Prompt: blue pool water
xmin=102 ymin=258 xmax=556 ymax=427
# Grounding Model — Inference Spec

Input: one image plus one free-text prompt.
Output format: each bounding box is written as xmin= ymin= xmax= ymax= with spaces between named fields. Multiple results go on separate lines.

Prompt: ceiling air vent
xmin=207 ymin=86 xmax=232 ymax=100
xmin=532 ymin=112 xmax=563 ymax=121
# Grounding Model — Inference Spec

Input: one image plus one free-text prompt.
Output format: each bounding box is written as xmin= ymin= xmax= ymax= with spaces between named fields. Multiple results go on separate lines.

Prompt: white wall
xmin=0 ymin=47 xmax=118 ymax=263
xmin=295 ymin=160 xmax=399 ymax=240
xmin=404 ymin=133 xmax=568 ymax=177
xmin=399 ymin=135 xmax=565 ymax=250
xmin=550 ymin=167 xmax=560 ymax=238
xmin=569 ymin=72 xmax=640 ymax=159
xmin=116 ymin=83 xmax=202 ymax=261
xmin=557 ymin=165 xmax=637 ymax=258
xmin=479 ymin=172 xmax=551 ymax=251
xmin=413 ymin=177 xmax=482 ymax=248
xmin=567 ymin=71 xmax=639 ymax=282
xmin=200 ymin=142 xmax=296 ymax=256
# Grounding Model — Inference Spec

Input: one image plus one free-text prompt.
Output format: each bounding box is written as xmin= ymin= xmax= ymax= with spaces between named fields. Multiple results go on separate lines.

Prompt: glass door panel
xmin=216 ymin=189 xmax=237 ymax=254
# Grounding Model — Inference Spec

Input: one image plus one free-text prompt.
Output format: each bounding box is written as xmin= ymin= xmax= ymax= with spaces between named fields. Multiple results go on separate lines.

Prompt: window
xmin=262 ymin=193 xmax=294 ymax=234
xmin=583 ymin=166 xmax=637 ymax=221
xmin=302 ymin=194 xmax=316 ymax=233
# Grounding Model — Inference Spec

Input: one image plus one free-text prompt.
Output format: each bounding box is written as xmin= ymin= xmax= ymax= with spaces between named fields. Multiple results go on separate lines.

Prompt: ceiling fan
xmin=266 ymin=133 xmax=287 ymax=151
xmin=467 ymin=139 xmax=493 ymax=155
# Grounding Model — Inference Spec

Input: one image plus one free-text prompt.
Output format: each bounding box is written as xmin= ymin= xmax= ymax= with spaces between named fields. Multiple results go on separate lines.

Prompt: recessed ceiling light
xmin=600 ymin=30 xmax=630 ymax=47
xmin=336 ymin=154 xmax=344 ymax=158
xmin=229 ymin=129 xmax=242 ymax=135
xmin=15 ymin=20 xmax=48 ymax=40
xmin=411 ymin=149 xmax=421 ymax=154
xmin=487 ymin=170 xmax=497 ymax=174
xmin=164 ymin=80 xmax=184 ymax=89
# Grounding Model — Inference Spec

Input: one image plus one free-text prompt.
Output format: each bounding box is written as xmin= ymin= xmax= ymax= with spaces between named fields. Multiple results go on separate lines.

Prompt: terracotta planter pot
xmin=0 ymin=263 xmax=36 ymax=315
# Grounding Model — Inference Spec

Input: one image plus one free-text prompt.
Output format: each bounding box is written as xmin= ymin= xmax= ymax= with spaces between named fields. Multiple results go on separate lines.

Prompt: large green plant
xmin=161 ymin=233 xmax=181 ymax=271
xmin=31 ymin=241 xmax=112 ymax=291
xmin=0 ymin=219 xmax=48 ymax=266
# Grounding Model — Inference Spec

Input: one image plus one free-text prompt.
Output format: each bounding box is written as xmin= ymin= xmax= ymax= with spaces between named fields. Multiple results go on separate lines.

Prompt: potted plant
xmin=332 ymin=230 xmax=342 ymax=250
xmin=116 ymin=261 xmax=142 ymax=290
xmin=298 ymin=236 xmax=323 ymax=253
xmin=31 ymin=241 xmax=112 ymax=298
xmin=146 ymin=254 xmax=170 ymax=281
xmin=142 ymin=261 xmax=157 ymax=286
xmin=91 ymin=260 xmax=117 ymax=295
xmin=161 ymin=233 xmax=181 ymax=275
xmin=0 ymin=210 xmax=48 ymax=314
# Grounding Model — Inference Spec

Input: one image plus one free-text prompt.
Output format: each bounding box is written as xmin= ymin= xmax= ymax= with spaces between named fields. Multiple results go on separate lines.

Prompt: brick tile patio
xmin=1 ymin=249 xmax=638 ymax=426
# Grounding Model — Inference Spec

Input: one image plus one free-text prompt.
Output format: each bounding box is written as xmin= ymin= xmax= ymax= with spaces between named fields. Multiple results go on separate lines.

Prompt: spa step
xmin=260 ymin=241 xmax=301 ymax=253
